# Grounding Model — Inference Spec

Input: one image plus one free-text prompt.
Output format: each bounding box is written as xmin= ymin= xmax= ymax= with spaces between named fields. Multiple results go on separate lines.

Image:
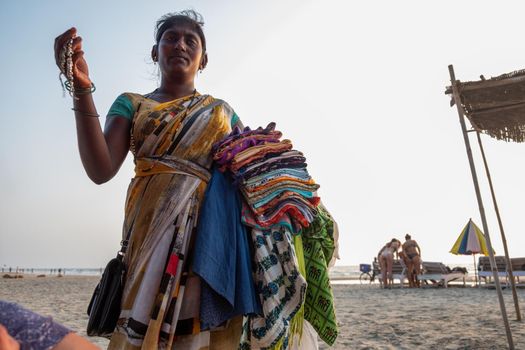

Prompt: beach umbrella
xmin=450 ymin=218 xmax=492 ymax=284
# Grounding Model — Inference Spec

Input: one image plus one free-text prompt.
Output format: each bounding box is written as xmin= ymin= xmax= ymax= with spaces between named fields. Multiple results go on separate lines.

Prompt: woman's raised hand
xmin=54 ymin=27 xmax=92 ymax=89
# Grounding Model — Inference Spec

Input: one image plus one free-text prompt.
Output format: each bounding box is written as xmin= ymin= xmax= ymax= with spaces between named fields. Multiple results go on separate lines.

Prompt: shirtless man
xmin=402 ymin=234 xmax=422 ymax=287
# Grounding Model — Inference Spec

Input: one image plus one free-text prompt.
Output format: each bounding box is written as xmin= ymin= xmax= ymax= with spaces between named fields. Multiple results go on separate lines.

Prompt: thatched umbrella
xmin=446 ymin=67 xmax=522 ymax=321
xmin=446 ymin=65 xmax=525 ymax=349
xmin=445 ymin=68 xmax=525 ymax=142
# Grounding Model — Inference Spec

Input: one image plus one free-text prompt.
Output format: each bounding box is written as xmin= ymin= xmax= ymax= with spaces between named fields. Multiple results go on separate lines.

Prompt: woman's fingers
xmin=54 ymin=27 xmax=75 ymax=54
xmin=54 ymin=27 xmax=91 ymax=88
xmin=72 ymin=36 xmax=82 ymax=52
xmin=54 ymin=27 xmax=77 ymax=65
xmin=72 ymin=49 xmax=84 ymax=63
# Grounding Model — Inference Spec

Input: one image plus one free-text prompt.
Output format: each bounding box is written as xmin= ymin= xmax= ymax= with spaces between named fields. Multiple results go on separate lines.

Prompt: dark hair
xmin=405 ymin=234 xmax=411 ymax=239
xmin=155 ymin=10 xmax=206 ymax=53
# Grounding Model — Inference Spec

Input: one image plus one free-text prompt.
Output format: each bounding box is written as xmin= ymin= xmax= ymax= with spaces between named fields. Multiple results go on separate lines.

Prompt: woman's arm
xmin=377 ymin=245 xmax=385 ymax=259
xmin=73 ymin=100 xmax=131 ymax=184
xmin=55 ymin=28 xmax=130 ymax=184
xmin=53 ymin=333 xmax=100 ymax=350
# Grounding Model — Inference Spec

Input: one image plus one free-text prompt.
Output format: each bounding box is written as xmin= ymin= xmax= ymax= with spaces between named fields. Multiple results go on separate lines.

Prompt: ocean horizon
xmin=2 ymin=263 xmax=478 ymax=279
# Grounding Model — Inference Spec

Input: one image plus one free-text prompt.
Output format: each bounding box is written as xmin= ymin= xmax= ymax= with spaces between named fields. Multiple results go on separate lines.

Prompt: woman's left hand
xmin=54 ymin=27 xmax=92 ymax=88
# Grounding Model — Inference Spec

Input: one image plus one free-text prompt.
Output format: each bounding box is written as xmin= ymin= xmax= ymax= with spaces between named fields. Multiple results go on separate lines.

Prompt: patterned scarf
xmin=301 ymin=205 xmax=338 ymax=346
xmin=239 ymin=211 xmax=307 ymax=350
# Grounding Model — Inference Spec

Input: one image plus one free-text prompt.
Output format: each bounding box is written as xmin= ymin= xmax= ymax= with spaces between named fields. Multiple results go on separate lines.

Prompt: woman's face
xmin=155 ymin=23 xmax=206 ymax=82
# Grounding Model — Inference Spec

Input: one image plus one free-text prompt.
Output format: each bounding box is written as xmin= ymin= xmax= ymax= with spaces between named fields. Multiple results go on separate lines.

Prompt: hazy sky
xmin=2 ymin=1 xmax=525 ymax=269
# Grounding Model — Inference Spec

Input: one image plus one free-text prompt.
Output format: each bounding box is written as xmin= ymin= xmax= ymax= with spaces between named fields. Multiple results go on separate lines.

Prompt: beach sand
xmin=1 ymin=276 xmax=525 ymax=349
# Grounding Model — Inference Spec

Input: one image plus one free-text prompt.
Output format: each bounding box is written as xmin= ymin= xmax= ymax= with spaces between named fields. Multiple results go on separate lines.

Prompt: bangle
xmin=71 ymin=108 xmax=100 ymax=117
xmin=64 ymin=81 xmax=96 ymax=96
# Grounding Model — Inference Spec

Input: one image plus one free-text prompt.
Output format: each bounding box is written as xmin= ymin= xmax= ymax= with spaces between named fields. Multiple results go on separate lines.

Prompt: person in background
xmin=377 ymin=238 xmax=401 ymax=288
xmin=402 ymin=233 xmax=422 ymax=287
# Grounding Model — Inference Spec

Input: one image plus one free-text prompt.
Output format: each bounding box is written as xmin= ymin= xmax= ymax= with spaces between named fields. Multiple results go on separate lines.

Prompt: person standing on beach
xmin=53 ymin=7 xmax=337 ymax=348
xmin=377 ymin=238 xmax=401 ymax=288
xmin=402 ymin=234 xmax=422 ymax=287
xmin=54 ymin=10 xmax=250 ymax=349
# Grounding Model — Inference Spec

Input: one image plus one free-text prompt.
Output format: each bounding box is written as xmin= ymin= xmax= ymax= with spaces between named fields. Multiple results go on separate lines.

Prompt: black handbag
xmin=86 ymin=238 xmax=129 ymax=337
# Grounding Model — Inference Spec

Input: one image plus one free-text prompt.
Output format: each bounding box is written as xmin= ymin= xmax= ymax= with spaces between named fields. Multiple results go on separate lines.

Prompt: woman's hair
xmin=390 ymin=238 xmax=401 ymax=246
xmin=154 ymin=10 xmax=207 ymax=53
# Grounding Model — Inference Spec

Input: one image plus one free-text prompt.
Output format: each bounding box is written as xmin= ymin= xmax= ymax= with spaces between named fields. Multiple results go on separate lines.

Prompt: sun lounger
xmin=374 ymin=259 xmax=407 ymax=287
xmin=510 ymin=257 xmax=525 ymax=286
xmin=417 ymin=261 xmax=466 ymax=288
xmin=478 ymin=256 xmax=508 ymax=286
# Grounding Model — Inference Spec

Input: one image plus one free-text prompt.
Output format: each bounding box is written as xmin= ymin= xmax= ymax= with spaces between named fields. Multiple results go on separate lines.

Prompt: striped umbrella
xmin=450 ymin=218 xmax=492 ymax=283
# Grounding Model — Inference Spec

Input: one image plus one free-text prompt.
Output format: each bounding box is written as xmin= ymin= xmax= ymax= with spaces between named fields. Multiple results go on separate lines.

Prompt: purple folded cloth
xmin=0 ymin=300 xmax=71 ymax=350
xmin=213 ymin=123 xmax=281 ymax=165
xmin=212 ymin=122 xmax=278 ymax=152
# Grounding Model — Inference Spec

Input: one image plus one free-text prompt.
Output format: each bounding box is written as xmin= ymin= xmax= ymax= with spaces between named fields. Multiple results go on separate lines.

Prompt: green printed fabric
xmin=301 ymin=206 xmax=338 ymax=346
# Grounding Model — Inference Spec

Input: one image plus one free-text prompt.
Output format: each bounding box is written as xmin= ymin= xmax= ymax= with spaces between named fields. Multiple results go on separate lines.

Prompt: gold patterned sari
xmin=107 ymin=92 xmax=239 ymax=350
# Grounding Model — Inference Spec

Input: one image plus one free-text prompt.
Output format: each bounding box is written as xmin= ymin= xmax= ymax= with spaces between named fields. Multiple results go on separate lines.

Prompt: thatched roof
xmin=446 ymin=69 xmax=525 ymax=142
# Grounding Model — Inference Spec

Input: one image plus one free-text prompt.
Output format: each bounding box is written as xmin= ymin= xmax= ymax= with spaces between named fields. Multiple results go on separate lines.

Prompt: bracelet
xmin=71 ymin=108 xmax=100 ymax=118
xmin=64 ymin=81 xmax=96 ymax=96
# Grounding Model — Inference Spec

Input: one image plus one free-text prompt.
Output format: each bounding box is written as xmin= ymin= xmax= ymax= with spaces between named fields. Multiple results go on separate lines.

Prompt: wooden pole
xmin=449 ymin=64 xmax=514 ymax=349
xmin=473 ymin=254 xmax=477 ymax=285
xmin=476 ymin=131 xmax=522 ymax=321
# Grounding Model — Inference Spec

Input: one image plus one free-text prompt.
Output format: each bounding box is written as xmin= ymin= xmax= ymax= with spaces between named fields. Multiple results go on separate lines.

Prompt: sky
xmin=2 ymin=1 xmax=525 ymax=269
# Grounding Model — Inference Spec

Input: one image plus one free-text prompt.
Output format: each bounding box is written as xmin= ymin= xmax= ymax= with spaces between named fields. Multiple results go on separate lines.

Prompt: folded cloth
xmin=233 ymin=139 xmax=292 ymax=159
xmin=243 ymin=168 xmax=311 ymax=187
xmin=237 ymin=163 xmax=307 ymax=183
xmin=213 ymin=122 xmax=320 ymax=231
xmin=253 ymin=192 xmax=320 ymax=216
xmin=239 ymin=150 xmax=306 ymax=174
xmin=193 ymin=167 xmax=261 ymax=330
xmin=213 ymin=123 xmax=281 ymax=166
xmin=251 ymin=188 xmax=316 ymax=209
xmin=230 ymin=139 xmax=293 ymax=171
xmin=245 ymin=176 xmax=316 ymax=193
xmin=243 ymin=181 xmax=320 ymax=201
xmin=254 ymin=203 xmax=312 ymax=228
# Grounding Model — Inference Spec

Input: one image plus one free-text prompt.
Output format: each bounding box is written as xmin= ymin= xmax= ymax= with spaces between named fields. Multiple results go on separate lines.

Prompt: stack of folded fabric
xmin=212 ymin=122 xmax=320 ymax=230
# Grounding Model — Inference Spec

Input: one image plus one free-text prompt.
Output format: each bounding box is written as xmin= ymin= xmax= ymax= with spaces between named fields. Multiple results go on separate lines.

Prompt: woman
xmin=401 ymin=233 xmax=422 ymax=288
xmin=377 ymin=238 xmax=401 ymax=288
xmin=54 ymin=11 xmax=243 ymax=349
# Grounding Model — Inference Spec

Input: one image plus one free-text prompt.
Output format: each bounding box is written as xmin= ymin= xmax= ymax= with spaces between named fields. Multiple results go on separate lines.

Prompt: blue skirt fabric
xmin=193 ymin=167 xmax=261 ymax=330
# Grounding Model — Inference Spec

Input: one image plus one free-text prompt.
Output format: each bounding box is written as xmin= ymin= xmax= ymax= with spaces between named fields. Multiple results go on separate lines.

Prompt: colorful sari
xmin=107 ymin=92 xmax=239 ymax=350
